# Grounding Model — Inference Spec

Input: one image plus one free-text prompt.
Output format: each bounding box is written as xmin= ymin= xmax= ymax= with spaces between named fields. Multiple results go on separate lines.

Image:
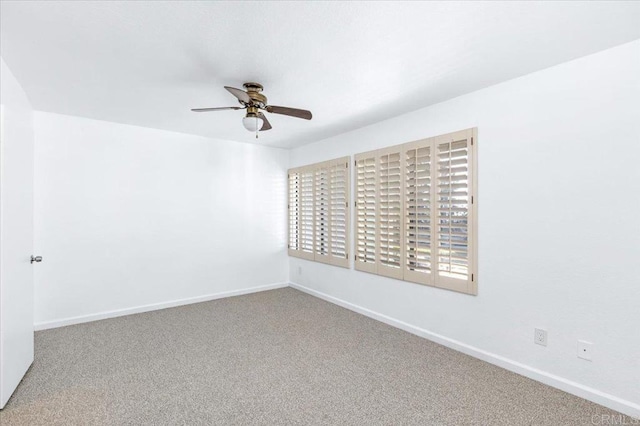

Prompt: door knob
xmin=30 ymin=255 xmax=42 ymax=264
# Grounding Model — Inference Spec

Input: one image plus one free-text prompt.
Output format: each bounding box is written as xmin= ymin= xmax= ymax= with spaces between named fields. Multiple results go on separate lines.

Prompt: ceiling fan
xmin=191 ymin=82 xmax=312 ymax=137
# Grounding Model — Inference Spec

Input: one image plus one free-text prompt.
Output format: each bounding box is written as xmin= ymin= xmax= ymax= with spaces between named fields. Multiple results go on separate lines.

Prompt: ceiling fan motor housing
xmin=242 ymin=82 xmax=267 ymax=106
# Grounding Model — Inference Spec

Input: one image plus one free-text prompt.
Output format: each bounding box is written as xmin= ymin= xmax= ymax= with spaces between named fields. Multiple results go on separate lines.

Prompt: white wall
xmin=33 ymin=112 xmax=289 ymax=327
xmin=289 ymin=40 xmax=640 ymax=415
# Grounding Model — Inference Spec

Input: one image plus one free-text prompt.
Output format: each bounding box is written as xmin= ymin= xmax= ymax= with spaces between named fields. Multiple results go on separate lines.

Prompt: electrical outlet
xmin=577 ymin=340 xmax=593 ymax=361
xmin=534 ymin=328 xmax=547 ymax=346
xmin=298 ymin=266 xmax=302 ymax=275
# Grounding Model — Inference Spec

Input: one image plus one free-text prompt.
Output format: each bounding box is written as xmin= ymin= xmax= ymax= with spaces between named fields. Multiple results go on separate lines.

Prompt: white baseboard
xmin=289 ymin=282 xmax=640 ymax=419
xmin=34 ymin=282 xmax=289 ymax=331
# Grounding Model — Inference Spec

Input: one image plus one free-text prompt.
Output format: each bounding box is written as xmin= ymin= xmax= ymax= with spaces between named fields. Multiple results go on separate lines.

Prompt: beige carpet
xmin=0 ymin=288 xmax=625 ymax=425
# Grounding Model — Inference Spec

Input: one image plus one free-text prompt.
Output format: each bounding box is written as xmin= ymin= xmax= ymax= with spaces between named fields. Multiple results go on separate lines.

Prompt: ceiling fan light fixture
xmin=242 ymin=114 xmax=263 ymax=132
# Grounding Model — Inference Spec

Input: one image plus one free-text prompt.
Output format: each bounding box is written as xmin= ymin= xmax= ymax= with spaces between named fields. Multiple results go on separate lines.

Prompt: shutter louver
xmin=404 ymin=142 xmax=432 ymax=285
xmin=355 ymin=153 xmax=377 ymax=273
xmin=378 ymin=148 xmax=403 ymax=279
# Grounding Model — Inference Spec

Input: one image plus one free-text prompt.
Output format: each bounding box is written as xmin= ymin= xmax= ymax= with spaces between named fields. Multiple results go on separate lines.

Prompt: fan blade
xmin=224 ymin=86 xmax=252 ymax=104
xmin=258 ymin=113 xmax=272 ymax=131
xmin=266 ymin=105 xmax=312 ymax=120
xmin=191 ymin=107 xmax=243 ymax=112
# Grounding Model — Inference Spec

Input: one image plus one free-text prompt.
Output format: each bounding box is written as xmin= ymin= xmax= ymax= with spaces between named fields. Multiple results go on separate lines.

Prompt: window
xmin=355 ymin=128 xmax=477 ymax=295
xmin=288 ymin=157 xmax=350 ymax=268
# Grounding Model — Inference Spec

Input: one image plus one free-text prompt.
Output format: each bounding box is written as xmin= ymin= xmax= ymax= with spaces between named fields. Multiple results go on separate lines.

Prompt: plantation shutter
xmin=314 ymin=165 xmax=330 ymax=262
xmin=329 ymin=159 xmax=349 ymax=267
xmin=287 ymin=156 xmax=350 ymax=268
xmin=403 ymin=139 xmax=433 ymax=285
xmin=352 ymin=127 xmax=477 ymax=295
xmin=355 ymin=152 xmax=377 ymax=273
xmin=377 ymin=146 xmax=403 ymax=279
xmin=435 ymin=128 xmax=475 ymax=293
xmin=299 ymin=168 xmax=315 ymax=260
xmin=287 ymin=171 xmax=300 ymax=254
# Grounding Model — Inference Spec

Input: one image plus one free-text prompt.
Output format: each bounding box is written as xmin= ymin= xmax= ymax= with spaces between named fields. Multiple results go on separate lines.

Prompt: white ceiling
xmin=2 ymin=1 xmax=639 ymax=149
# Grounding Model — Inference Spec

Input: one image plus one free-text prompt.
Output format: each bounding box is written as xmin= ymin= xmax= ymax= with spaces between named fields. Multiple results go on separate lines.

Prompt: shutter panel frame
xmin=434 ymin=128 xmax=476 ymax=294
xmin=314 ymin=165 xmax=331 ymax=264
xmin=298 ymin=166 xmax=316 ymax=261
xmin=403 ymin=138 xmax=434 ymax=286
xmin=328 ymin=158 xmax=350 ymax=268
xmin=355 ymin=151 xmax=378 ymax=274
xmin=288 ymin=170 xmax=301 ymax=256
xmin=377 ymin=145 xmax=404 ymax=280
